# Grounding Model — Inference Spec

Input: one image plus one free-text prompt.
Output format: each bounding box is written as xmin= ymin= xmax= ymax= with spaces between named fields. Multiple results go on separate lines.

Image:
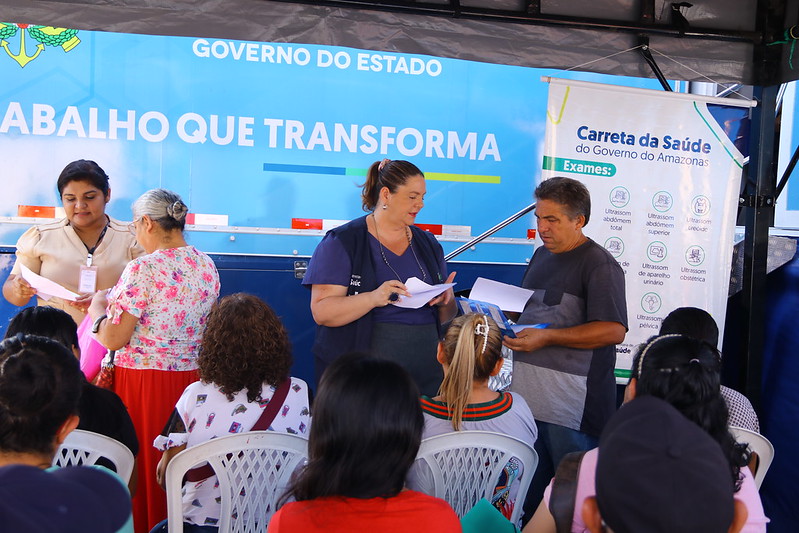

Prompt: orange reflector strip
xmin=414 ymin=223 xmax=443 ymax=235
xmin=292 ymin=218 xmax=323 ymax=230
xmin=18 ymin=205 xmax=56 ymax=218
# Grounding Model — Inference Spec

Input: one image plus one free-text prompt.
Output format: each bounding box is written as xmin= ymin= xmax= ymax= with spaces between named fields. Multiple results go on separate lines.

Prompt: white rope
xmin=562 ymin=44 xmax=644 ymax=72
xmin=649 ymin=47 xmax=750 ymax=100
xmin=555 ymin=43 xmax=750 ymax=101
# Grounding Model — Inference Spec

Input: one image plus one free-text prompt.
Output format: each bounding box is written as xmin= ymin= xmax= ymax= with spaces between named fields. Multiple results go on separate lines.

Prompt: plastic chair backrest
xmin=165 ymin=431 xmax=309 ymax=533
xmin=53 ymin=429 xmax=135 ymax=484
xmin=414 ymin=430 xmax=538 ymax=525
xmin=729 ymin=426 xmax=774 ymax=489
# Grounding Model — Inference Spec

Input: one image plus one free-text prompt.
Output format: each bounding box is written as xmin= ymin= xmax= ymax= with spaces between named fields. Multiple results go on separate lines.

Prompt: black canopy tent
xmin=0 ymin=0 xmax=793 ymax=85
xmin=1 ymin=0 xmax=797 ymax=408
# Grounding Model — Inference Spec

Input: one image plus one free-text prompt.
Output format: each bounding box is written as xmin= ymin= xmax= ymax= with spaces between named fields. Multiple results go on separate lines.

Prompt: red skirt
xmin=115 ymin=366 xmax=199 ymax=533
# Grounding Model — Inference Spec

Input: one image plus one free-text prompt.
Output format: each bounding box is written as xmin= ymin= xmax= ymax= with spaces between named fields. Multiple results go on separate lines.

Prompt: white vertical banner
xmin=542 ymin=78 xmax=754 ymax=381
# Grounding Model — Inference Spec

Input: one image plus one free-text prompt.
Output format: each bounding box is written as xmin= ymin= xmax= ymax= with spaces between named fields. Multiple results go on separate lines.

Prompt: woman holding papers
xmin=2 ymin=160 xmax=143 ymax=325
xmin=87 ymin=188 xmax=220 ymax=533
xmin=302 ymin=159 xmax=456 ymax=395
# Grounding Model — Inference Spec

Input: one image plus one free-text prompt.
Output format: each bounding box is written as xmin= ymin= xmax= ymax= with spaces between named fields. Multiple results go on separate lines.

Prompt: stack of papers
xmin=458 ymin=277 xmax=548 ymax=337
xmin=468 ymin=277 xmax=534 ymax=312
xmin=393 ymin=277 xmax=456 ymax=309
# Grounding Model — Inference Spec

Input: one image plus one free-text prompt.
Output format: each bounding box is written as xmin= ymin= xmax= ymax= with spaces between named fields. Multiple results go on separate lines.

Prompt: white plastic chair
xmin=53 ymin=429 xmax=135 ymax=484
xmin=165 ymin=431 xmax=308 ymax=533
xmin=729 ymin=426 xmax=775 ymax=489
xmin=412 ymin=430 xmax=538 ymax=525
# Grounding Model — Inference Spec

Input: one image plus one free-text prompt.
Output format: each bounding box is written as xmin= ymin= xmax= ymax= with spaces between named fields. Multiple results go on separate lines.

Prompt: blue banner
xmin=0 ymin=23 xmax=666 ymax=261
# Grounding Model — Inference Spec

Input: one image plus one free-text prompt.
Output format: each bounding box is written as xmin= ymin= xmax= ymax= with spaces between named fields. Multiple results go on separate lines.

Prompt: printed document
xmin=468 ymin=277 xmax=534 ymax=312
xmin=19 ymin=264 xmax=79 ymax=301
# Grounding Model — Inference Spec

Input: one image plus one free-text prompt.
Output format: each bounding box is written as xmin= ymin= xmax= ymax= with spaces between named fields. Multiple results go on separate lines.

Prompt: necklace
xmin=372 ymin=213 xmax=427 ymax=282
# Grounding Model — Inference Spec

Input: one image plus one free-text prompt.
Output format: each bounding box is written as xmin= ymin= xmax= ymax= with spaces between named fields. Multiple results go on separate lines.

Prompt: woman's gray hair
xmin=132 ymin=188 xmax=188 ymax=232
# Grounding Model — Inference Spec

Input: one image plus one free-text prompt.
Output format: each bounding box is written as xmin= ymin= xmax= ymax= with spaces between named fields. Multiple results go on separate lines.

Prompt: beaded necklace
xmin=371 ymin=213 xmax=427 ymax=282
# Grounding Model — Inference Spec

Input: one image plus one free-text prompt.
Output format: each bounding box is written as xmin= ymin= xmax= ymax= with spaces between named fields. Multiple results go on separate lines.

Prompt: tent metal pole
xmin=740 ymin=84 xmax=778 ymax=413
xmin=638 ymin=36 xmax=673 ymax=92
xmin=775 ymin=143 xmax=799 ymax=200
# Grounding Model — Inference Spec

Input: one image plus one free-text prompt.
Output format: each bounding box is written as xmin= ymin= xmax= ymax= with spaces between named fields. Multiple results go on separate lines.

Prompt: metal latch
xmin=294 ymin=261 xmax=308 ymax=279
xmin=738 ymin=195 xmax=775 ymax=208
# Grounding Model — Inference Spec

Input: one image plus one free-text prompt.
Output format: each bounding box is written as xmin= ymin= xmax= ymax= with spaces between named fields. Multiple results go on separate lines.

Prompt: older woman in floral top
xmin=89 ymin=189 xmax=221 ymax=533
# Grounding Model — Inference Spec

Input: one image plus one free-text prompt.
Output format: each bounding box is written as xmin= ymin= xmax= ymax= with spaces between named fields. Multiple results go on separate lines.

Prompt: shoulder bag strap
xmin=184 ymin=377 xmax=293 ymax=483
xmin=252 ymin=377 xmax=292 ymax=431
xmin=548 ymin=450 xmax=587 ymax=533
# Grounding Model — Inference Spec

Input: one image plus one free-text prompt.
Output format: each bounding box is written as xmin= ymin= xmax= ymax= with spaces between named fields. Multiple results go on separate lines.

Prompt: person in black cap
xmin=582 ymin=394 xmax=748 ymax=533
xmin=0 ymin=333 xmax=132 ymax=532
xmin=523 ymin=334 xmax=768 ymax=533
xmin=0 ymin=463 xmax=132 ymax=532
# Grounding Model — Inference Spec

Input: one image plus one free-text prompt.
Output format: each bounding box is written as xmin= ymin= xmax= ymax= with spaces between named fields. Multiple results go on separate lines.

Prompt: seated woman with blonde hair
xmin=407 ymin=313 xmax=538 ymax=521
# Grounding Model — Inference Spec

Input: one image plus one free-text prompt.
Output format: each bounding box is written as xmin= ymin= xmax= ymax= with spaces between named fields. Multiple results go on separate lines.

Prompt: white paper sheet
xmin=468 ymin=277 xmax=534 ymax=313
xmin=393 ymin=276 xmax=456 ymax=309
xmin=19 ymin=263 xmax=79 ymax=301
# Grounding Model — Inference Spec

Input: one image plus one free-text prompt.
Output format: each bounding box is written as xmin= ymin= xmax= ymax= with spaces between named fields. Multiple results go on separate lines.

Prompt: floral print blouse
xmin=107 ymin=246 xmax=220 ymax=371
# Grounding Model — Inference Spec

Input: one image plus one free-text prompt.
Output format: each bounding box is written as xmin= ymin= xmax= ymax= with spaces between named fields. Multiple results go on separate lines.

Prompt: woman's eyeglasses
xmin=127 ymin=217 xmax=142 ymax=236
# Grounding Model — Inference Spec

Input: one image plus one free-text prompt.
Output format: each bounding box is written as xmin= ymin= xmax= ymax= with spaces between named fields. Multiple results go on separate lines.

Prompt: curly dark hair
xmin=197 ymin=293 xmax=292 ymax=403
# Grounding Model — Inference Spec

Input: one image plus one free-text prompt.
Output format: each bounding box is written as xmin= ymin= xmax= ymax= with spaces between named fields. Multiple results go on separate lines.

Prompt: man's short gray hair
xmin=534 ymin=177 xmax=591 ymax=226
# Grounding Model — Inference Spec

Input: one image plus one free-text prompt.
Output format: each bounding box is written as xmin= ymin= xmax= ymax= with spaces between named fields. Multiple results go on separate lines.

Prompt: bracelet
xmin=91 ymin=314 xmax=107 ymax=334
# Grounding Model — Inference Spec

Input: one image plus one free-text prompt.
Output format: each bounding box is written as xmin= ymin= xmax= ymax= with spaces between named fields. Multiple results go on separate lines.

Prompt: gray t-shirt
xmin=511 ymin=238 xmax=627 ymax=436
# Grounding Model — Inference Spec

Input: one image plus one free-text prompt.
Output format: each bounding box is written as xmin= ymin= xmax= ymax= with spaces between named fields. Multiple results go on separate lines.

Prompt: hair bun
xmin=167 ymin=200 xmax=188 ymax=222
xmin=0 ymin=354 xmax=56 ymax=416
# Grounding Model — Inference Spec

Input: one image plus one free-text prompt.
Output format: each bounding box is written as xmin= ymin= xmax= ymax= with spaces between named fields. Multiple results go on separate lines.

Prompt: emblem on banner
xmin=0 ymin=22 xmax=80 ymax=68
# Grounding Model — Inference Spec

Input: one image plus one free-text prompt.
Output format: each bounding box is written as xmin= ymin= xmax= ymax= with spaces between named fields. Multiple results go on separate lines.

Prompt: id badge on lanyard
xmin=79 ymin=254 xmax=98 ymax=293
xmin=78 ymin=222 xmax=108 ymax=294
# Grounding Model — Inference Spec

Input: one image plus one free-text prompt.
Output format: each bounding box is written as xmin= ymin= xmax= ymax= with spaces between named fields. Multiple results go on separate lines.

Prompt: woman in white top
xmin=3 ymin=160 xmax=142 ymax=325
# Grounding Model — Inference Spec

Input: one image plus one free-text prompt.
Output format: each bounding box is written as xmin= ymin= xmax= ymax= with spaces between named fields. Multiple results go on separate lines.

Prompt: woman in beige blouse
xmin=2 ymin=160 xmax=143 ymax=325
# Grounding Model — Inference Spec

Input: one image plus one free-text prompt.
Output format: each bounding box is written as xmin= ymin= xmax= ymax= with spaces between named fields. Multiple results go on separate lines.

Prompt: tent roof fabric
xmin=0 ymin=0 xmax=795 ymax=84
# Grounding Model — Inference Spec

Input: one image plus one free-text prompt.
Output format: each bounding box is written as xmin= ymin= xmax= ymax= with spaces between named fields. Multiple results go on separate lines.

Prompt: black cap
xmin=596 ymin=395 xmax=734 ymax=533
xmin=0 ymin=464 xmax=131 ymax=532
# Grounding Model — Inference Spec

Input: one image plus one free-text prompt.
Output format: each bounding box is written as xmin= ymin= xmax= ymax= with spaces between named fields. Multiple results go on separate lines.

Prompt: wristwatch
xmin=91 ymin=314 xmax=107 ymax=334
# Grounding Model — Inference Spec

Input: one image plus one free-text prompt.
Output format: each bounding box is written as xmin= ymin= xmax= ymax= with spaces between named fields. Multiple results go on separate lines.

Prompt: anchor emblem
xmin=0 ymin=22 xmax=80 ymax=68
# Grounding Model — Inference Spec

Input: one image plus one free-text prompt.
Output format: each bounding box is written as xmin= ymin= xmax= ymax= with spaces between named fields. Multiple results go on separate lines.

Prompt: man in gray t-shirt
xmin=504 ymin=177 xmax=627 ymax=517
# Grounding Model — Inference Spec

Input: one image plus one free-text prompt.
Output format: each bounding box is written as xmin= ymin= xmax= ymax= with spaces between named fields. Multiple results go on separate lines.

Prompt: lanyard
xmin=84 ymin=223 xmax=109 ymax=267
